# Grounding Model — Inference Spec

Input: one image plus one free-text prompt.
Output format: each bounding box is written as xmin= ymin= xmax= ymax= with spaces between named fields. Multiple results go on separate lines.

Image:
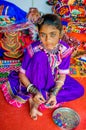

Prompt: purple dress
xmin=1 ymin=40 xmax=84 ymax=107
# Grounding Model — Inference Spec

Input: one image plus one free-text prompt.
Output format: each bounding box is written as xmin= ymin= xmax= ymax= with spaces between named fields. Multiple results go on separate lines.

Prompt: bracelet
xmin=50 ymin=87 xmax=61 ymax=96
xmin=27 ymin=84 xmax=38 ymax=94
xmin=56 ymin=80 xmax=64 ymax=85
xmin=27 ymin=84 xmax=33 ymax=92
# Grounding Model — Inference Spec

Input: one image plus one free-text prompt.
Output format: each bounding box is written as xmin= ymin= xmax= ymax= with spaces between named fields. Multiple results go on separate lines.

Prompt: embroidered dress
xmin=1 ymin=40 xmax=84 ymax=107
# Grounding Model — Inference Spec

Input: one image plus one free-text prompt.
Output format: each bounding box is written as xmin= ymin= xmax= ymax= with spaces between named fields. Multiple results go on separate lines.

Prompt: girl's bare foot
xmin=29 ymin=98 xmax=43 ymax=120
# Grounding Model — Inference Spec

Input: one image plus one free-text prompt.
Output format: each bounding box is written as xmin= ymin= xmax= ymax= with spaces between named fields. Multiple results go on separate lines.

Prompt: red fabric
xmin=0 ymin=77 xmax=86 ymax=130
xmin=0 ymin=33 xmax=3 ymax=39
xmin=19 ymin=35 xmax=33 ymax=49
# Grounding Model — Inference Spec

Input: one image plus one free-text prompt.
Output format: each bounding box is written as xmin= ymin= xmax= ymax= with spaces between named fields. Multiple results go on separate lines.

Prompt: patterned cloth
xmin=1 ymin=40 xmax=84 ymax=107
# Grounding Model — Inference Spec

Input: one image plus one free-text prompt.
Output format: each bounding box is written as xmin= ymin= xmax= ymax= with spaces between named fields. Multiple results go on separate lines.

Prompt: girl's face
xmin=39 ymin=24 xmax=60 ymax=50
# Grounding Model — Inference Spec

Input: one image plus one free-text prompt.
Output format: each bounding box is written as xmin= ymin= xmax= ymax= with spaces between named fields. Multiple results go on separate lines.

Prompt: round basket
xmin=52 ymin=107 xmax=80 ymax=130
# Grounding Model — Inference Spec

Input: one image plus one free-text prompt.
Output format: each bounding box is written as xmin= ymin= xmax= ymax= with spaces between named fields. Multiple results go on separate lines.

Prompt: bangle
xmin=27 ymin=84 xmax=38 ymax=94
xmin=56 ymin=80 xmax=64 ymax=85
xmin=50 ymin=87 xmax=61 ymax=96
xmin=27 ymin=84 xmax=33 ymax=92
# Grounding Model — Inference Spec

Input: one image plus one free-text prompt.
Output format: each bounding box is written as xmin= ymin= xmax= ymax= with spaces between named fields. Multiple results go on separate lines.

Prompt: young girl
xmin=1 ymin=14 xmax=84 ymax=120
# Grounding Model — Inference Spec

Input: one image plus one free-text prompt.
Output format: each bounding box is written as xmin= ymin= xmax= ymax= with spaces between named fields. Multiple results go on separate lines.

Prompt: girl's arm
xmin=46 ymin=74 xmax=66 ymax=108
xmin=56 ymin=74 xmax=66 ymax=88
xmin=19 ymin=72 xmax=38 ymax=94
xmin=50 ymin=74 xmax=66 ymax=96
xmin=19 ymin=72 xmax=30 ymax=87
xmin=19 ymin=72 xmax=45 ymax=104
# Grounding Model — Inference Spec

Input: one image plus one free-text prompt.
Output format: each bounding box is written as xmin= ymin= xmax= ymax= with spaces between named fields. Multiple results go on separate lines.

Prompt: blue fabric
xmin=0 ymin=0 xmax=27 ymax=23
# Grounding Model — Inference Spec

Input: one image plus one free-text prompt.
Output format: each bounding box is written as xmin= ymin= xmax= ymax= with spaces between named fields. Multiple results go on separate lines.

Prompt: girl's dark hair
xmin=37 ymin=14 xmax=62 ymax=33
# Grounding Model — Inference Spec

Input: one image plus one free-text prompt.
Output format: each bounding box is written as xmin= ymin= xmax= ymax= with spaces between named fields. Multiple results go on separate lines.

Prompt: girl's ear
xmin=59 ymin=30 xmax=64 ymax=39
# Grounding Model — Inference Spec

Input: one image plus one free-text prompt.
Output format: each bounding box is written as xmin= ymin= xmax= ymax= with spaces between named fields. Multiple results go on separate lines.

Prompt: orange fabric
xmin=67 ymin=33 xmax=86 ymax=42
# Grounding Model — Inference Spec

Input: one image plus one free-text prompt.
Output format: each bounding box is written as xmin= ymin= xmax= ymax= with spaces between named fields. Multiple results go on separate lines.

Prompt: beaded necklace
xmin=38 ymin=43 xmax=62 ymax=75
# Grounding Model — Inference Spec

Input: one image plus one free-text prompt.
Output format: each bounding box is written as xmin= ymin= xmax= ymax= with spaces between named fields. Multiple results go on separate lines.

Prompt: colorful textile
xmin=0 ymin=15 xmax=15 ymax=26
xmin=1 ymin=40 xmax=84 ymax=107
xmin=1 ymin=83 xmax=22 ymax=108
xmin=0 ymin=60 xmax=21 ymax=84
xmin=67 ymin=33 xmax=86 ymax=77
xmin=52 ymin=0 xmax=86 ymax=33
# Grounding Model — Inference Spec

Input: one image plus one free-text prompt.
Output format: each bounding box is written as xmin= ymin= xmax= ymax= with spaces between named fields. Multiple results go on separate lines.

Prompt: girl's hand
xmin=33 ymin=92 xmax=46 ymax=105
xmin=46 ymin=94 xmax=57 ymax=108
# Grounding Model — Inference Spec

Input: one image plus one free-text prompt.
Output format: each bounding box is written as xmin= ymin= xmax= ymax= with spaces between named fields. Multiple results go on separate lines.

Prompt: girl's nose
xmin=45 ymin=35 xmax=50 ymax=42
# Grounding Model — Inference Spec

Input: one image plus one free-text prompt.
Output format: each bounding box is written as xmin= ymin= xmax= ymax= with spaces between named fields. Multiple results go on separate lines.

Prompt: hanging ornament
xmin=0 ymin=32 xmax=23 ymax=59
xmin=46 ymin=0 xmax=57 ymax=5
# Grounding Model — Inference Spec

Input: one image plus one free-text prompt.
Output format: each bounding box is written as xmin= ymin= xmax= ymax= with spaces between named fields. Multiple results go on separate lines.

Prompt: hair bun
xmin=37 ymin=17 xmax=44 ymax=25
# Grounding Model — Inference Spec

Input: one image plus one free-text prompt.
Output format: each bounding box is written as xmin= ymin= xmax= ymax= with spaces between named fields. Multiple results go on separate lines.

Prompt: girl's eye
xmin=50 ymin=33 xmax=56 ymax=37
xmin=40 ymin=33 xmax=46 ymax=38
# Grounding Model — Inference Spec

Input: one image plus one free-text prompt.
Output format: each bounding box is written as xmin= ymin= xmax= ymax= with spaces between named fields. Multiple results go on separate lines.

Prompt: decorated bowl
xmin=52 ymin=107 xmax=80 ymax=130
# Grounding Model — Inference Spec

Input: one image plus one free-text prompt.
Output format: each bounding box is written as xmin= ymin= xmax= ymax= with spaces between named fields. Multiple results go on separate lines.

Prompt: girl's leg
xmin=29 ymin=97 xmax=43 ymax=120
xmin=56 ymin=75 xmax=84 ymax=103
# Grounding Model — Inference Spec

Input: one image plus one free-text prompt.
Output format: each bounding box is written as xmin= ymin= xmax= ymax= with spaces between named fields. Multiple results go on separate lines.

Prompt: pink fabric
xmin=38 ymin=103 xmax=63 ymax=111
xmin=1 ymin=83 xmax=22 ymax=108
